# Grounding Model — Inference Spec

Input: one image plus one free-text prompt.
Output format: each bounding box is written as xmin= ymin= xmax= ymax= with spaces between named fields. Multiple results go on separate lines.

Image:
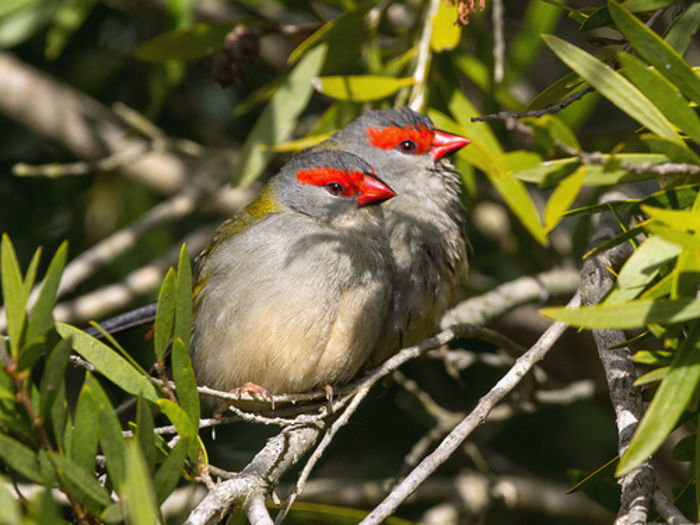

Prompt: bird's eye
xmin=326 ymin=182 xmax=344 ymax=195
xmin=398 ymin=140 xmax=417 ymax=154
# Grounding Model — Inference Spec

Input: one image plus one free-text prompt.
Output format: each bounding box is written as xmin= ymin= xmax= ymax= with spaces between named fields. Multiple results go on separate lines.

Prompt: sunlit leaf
xmin=606 ymin=235 xmax=681 ymax=303
xmin=2 ymin=234 xmax=27 ymax=357
xmin=541 ymin=298 xmax=700 ymax=329
xmin=544 ymin=165 xmax=585 ymax=232
xmin=643 ymin=205 xmax=700 ymax=231
xmin=26 ymin=241 xmax=67 ymax=343
xmin=665 ymin=2 xmax=700 ymax=55
xmin=0 ymin=434 xmax=53 ymax=484
xmin=618 ymin=321 xmax=700 ymax=476
xmin=312 ymin=75 xmax=414 ymax=102
xmin=235 ymin=44 xmax=327 ymax=186
xmin=0 ymin=476 xmax=20 ymax=525
xmin=618 ymin=52 xmax=700 ymax=145
xmin=608 ymin=1 xmax=700 ymax=106
xmin=56 ymin=323 xmax=158 ymax=401
xmin=157 ymin=399 xmax=197 ymax=461
xmin=542 ymin=34 xmax=681 ymax=144
xmin=431 ymin=1 xmax=461 ymax=52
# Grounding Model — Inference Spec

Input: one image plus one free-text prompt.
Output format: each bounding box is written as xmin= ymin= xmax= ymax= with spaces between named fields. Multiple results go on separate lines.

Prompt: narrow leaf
xmin=311 ymin=75 xmax=414 ymax=102
xmin=26 ymin=241 xmax=68 ymax=342
xmin=156 ymin=399 xmax=197 ymax=461
xmin=665 ymin=3 xmax=700 ymax=55
xmin=618 ymin=321 xmax=700 ymax=476
xmin=85 ymin=374 xmax=127 ymax=491
xmin=39 ymin=339 xmax=71 ymax=420
xmin=618 ymin=52 xmax=700 ymax=145
xmin=542 ymin=34 xmax=681 ymax=143
xmin=172 ymin=338 xmax=199 ymax=429
xmin=431 ymin=1 xmax=461 ymax=52
xmin=71 ymin=383 xmax=99 ymax=473
xmin=608 ymin=0 xmax=700 ymax=106
xmin=153 ymin=438 xmax=189 ymax=504
xmin=135 ymin=21 xmax=240 ymax=62
xmin=541 ymin=298 xmax=700 ymax=329
xmin=45 ymin=0 xmax=97 ymax=60
xmin=544 ymin=165 xmax=585 ymax=232
xmin=136 ymin=396 xmax=156 ymax=474
xmin=48 ymin=451 xmax=111 ymax=514
xmin=123 ymin=441 xmax=162 ymax=525
xmin=154 ymin=268 xmax=176 ymax=363
xmin=56 ymin=323 xmax=158 ymax=402
xmin=0 ymin=433 xmax=51 ymax=484
xmin=0 ymin=476 xmax=20 ymax=524
xmin=173 ymin=244 xmax=192 ymax=350
xmin=235 ymin=44 xmax=327 ymax=186
xmin=642 ymin=205 xmax=700 ymax=231
xmin=2 ymin=234 xmax=27 ymax=357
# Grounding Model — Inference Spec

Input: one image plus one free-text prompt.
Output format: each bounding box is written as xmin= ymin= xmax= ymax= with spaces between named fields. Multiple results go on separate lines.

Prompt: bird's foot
xmin=233 ymin=381 xmax=275 ymax=410
xmin=212 ymin=381 xmax=275 ymax=418
xmin=323 ymin=384 xmax=334 ymax=414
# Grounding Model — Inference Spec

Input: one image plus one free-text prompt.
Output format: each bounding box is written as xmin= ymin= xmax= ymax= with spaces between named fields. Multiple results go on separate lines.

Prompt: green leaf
xmin=527 ymin=71 xmax=585 ymax=111
xmin=618 ymin=321 xmax=700 ymax=476
xmin=673 ymin=247 xmax=700 ymax=301
xmin=2 ymin=234 xmax=27 ymax=357
xmin=174 ymin=244 xmax=192 ymax=351
xmin=665 ymin=3 xmax=700 ymax=55
xmin=153 ymin=437 xmax=189 ymax=505
xmin=443 ymin=88 xmax=503 ymax=156
xmin=431 ymin=1 xmax=461 ymax=52
xmin=154 ymin=268 xmax=176 ymax=363
xmin=135 ymin=396 xmax=156 ymax=474
xmin=0 ymin=475 xmax=20 ymax=524
xmin=0 ymin=1 xmax=54 ymax=48
xmin=50 ymin=383 xmax=68 ymax=454
xmin=544 ymin=165 xmax=585 ymax=233
xmin=508 ymin=0 xmax=563 ymax=81
xmin=39 ymin=339 xmax=71 ymax=420
xmin=606 ymin=235 xmax=681 ymax=304
xmin=85 ymin=374 xmax=127 ymax=491
xmin=26 ymin=241 xmax=68 ymax=343
xmin=56 ymin=323 xmax=158 ymax=402
xmin=643 ymin=205 xmax=700 ymax=231
xmin=45 ymin=0 xmax=97 ymax=60
xmin=123 ymin=441 xmax=162 ymax=525
xmin=608 ymin=1 xmax=700 ymax=106
xmin=287 ymin=0 xmax=374 ymax=64
xmin=514 ymin=153 xmax=671 ymax=187
xmin=632 ymin=349 xmax=672 ymax=365
xmin=0 ymin=433 xmax=52 ymax=484
xmin=542 ymin=33 xmax=682 ymax=144
xmin=156 ymin=399 xmax=197 ymax=461
xmin=312 ymin=75 xmax=414 ymax=102
xmin=71 ymin=383 xmax=98 ymax=473
xmin=48 ymin=451 xmax=111 ymax=514
xmin=135 ymin=21 xmax=241 ymax=62
xmin=618 ymin=52 xmax=700 ymax=145
xmin=172 ymin=338 xmax=199 ymax=429
xmin=642 ymin=134 xmax=700 ymax=165
xmin=634 ymin=366 xmax=669 ymax=386
xmin=541 ymin=298 xmax=700 ymax=329
xmin=235 ymin=43 xmax=327 ymax=187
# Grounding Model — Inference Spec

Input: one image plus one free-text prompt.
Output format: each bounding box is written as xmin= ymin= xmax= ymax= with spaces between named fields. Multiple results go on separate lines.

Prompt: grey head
xmin=271 ymin=150 xmax=396 ymax=220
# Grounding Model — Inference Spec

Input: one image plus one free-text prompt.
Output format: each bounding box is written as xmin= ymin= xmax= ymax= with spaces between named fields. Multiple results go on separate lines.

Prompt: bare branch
xmin=360 ymin=292 xmax=581 ymax=524
xmin=472 ymin=86 xmax=593 ymax=122
xmin=652 ymin=486 xmax=691 ymax=525
xmin=581 ymin=191 xmax=654 ymax=524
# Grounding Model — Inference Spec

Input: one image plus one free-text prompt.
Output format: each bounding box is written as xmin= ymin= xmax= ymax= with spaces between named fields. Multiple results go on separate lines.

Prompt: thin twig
xmin=472 ymin=86 xmax=592 ymax=122
xmin=359 ymin=292 xmax=582 ymax=524
xmin=409 ymin=0 xmax=441 ymax=111
xmin=491 ymin=0 xmax=505 ymax=83
xmin=274 ymin=387 xmax=370 ymax=524
xmin=652 ymin=485 xmax=691 ymax=525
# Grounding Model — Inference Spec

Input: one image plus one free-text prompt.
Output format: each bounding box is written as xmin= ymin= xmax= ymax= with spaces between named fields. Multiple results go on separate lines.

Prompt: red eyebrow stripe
xmin=366 ymin=125 xmax=434 ymax=154
xmin=295 ymin=167 xmax=365 ymax=196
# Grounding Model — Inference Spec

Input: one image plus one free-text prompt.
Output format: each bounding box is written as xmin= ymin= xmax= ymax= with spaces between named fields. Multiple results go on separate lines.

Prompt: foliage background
xmin=0 ymin=0 xmax=699 ymax=523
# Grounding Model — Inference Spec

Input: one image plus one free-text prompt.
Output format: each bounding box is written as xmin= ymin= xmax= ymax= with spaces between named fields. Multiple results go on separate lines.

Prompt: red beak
xmin=429 ymin=130 xmax=471 ymax=160
xmin=357 ymin=174 xmax=396 ymax=207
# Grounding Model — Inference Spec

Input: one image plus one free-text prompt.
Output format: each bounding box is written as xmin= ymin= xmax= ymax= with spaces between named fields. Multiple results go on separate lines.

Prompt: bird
xmin=189 ymin=150 xmax=397 ymax=398
xmin=311 ymin=108 xmax=470 ymax=364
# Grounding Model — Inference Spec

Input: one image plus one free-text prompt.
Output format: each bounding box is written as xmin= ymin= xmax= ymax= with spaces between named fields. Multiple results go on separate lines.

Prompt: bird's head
xmin=324 ymin=108 xmax=470 ymax=196
xmin=274 ymin=150 xmax=396 ymax=220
